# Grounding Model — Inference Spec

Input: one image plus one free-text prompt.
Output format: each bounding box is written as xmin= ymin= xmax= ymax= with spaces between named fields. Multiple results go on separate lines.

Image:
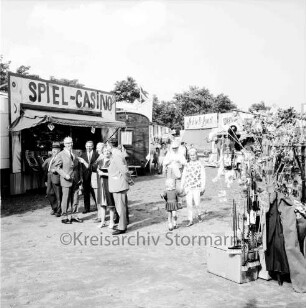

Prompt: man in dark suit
xmin=42 ymin=142 xmax=62 ymax=217
xmin=54 ymin=136 xmax=83 ymax=224
xmin=80 ymin=140 xmax=99 ymax=214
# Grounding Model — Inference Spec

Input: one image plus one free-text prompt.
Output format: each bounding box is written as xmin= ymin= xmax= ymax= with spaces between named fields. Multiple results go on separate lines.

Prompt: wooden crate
xmin=207 ymin=246 xmax=259 ymax=284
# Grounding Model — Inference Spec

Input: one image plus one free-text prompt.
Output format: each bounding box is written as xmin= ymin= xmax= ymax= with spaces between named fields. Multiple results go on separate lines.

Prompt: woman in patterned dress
xmin=180 ymin=148 xmax=206 ymax=227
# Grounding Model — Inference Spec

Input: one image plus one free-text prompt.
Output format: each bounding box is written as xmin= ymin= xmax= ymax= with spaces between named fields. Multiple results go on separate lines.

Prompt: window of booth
xmin=21 ymin=124 xmax=104 ymax=172
xmin=121 ymin=131 xmax=133 ymax=145
xmin=22 ymin=124 xmax=103 ymax=151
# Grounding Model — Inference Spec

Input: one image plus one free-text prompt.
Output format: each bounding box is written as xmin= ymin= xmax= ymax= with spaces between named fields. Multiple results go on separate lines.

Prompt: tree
xmin=276 ymin=107 xmax=297 ymax=125
xmin=49 ymin=76 xmax=84 ymax=87
xmin=173 ymin=86 xmax=215 ymax=116
xmin=0 ymin=55 xmax=11 ymax=92
xmin=16 ymin=65 xmax=40 ymax=79
xmin=173 ymin=86 xmax=237 ymax=117
xmin=112 ymin=76 xmax=147 ymax=103
xmin=213 ymin=94 xmax=237 ymax=113
xmin=16 ymin=65 xmax=31 ymax=75
xmin=0 ymin=57 xmax=40 ymax=92
xmin=152 ymin=95 xmax=183 ymax=129
xmin=249 ymin=101 xmax=271 ymax=113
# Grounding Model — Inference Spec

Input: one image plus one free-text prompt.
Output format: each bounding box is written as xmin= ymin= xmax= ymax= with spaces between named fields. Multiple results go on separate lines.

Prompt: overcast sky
xmin=1 ymin=0 xmax=306 ymax=111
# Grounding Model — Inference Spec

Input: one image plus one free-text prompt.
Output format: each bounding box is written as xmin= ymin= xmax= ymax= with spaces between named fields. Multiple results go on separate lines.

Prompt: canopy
xmin=10 ymin=109 xmax=126 ymax=132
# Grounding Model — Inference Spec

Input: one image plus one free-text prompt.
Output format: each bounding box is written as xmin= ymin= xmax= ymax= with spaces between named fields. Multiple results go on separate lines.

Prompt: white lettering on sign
xmin=184 ymin=113 xmax=218 ymax=130
xmin=9 ymin=73 xmax=115 ymax=122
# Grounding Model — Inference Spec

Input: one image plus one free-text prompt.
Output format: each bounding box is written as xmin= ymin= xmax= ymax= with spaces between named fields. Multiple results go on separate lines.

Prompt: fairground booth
xmin=205 ymin=110 xmax=306 ymax=293
xmin=8 ymin=73 xmax=125 ymax=195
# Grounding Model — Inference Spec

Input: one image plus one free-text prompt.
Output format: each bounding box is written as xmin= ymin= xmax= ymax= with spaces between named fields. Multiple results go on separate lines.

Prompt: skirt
xmin=165 ymin=201 xmax=181 ymax=212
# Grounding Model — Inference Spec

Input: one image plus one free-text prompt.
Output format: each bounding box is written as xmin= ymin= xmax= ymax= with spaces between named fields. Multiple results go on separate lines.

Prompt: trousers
xmin=61 ymin=185 xmax=80 ymax=220
xmin=113 ymin=190 xmax=128 ymax=231
xmin=46 ymin=173 xmax=61 ymax=213
xmin=185 ymin=188 xmax=201 ymax=221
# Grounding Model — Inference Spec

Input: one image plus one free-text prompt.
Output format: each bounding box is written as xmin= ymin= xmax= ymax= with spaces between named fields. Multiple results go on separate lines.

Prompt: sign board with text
xmin=184 ymin=113 xmax=218 ymax=130
xmin=219 ymin=112 xmax=253 ymax=130
xmin=9 ymin=73 xmax=116 ymax=123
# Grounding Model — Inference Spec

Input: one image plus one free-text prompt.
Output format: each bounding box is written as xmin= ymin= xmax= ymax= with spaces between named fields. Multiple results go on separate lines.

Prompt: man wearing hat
xmin=108 ymin=139 xmax=132 ymax=235
xmin=163 ymin=140 xmax=187 ymax=179
xmin=42 ymin=142 xmax=62 ymax=217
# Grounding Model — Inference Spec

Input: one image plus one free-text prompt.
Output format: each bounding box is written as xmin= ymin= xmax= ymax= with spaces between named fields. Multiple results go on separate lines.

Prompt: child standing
xmin=161 ymin=178 xmax=183 ymax=231
xmin=180 ymin=148 xmax=206 ymax=227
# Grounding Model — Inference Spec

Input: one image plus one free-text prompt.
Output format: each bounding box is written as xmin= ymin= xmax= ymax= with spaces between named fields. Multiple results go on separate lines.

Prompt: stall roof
xmin=10 ymin=109 xmax=126 ymax=132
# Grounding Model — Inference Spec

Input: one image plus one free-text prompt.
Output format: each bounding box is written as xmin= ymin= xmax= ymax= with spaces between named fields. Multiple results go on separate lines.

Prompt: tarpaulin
xmin=10 ymin=109 xmax=126 ymax=132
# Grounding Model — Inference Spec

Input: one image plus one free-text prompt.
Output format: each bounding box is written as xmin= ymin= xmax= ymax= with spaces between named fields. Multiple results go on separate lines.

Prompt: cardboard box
xmin=207 ymin=246 xmax=259 ymax=284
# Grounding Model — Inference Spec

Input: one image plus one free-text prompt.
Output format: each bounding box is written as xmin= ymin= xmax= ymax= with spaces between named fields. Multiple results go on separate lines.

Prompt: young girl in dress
xmin=161 ymin=178 xmax=184 ymax=231
xmin=180 ymin=148 xmax=206 ymax=227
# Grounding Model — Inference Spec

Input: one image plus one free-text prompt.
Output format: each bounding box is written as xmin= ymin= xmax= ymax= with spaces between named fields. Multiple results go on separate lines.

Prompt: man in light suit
xmin=80 ymin=140 xmax=99 ymax=214
xmin=42 ymin=142 xmax=62 ymax=217
xmin=54 ymin=136 xmax=83 ymax=224
xmin=108 ymin=139 xmax=131 ymax=235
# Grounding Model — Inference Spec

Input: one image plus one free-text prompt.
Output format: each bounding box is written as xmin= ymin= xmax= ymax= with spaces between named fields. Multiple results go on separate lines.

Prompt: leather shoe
xmin=71 ymin=217 xmax=83 ymax=223
xmin=112 ymin=229 xmax=126 ymax=235
xmin=50 ymin=210 xmax=55 ymax=215
xmin=61 ymin=219 xmax=72 ymax=224
xmin=82 ymin=210 xmax=89 ymax=214
xmin=55 ymin=213 xmax=61 ymax=217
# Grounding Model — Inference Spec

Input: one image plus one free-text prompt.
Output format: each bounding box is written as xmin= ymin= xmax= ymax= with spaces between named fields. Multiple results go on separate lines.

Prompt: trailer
xmin=116 ymin=111 xmax=150 ymax=175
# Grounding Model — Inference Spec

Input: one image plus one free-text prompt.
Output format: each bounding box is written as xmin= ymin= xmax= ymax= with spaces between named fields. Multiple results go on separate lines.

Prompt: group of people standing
xmin=43 ymin=137 xmax=132 ymax=235
xmin=160 ymin=140 xmax=206 ymax=231
xmin=43 ymin=137 xmax=206 ymax=234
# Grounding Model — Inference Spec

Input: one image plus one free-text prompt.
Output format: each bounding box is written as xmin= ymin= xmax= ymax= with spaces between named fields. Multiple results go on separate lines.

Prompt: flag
xmin=139 ymin=86 xmax=148 ymax=103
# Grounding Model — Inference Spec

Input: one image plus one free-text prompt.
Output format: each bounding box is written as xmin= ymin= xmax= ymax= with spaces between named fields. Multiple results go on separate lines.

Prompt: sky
xmin=1 ymin=0 xmax=306 ymax=111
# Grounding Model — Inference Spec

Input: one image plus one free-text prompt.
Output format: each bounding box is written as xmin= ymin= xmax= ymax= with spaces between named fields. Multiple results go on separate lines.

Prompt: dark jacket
xmin=81 ymin=150 xmax=99 ymax=182
xmin=42 ymin=156 xmax=60 ymax=185
xmin=265 ymin=193 xmax=290 ymax=274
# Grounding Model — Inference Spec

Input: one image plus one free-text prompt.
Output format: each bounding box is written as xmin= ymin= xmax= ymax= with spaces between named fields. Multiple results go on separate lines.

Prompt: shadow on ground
xmin=1 ymin=189 xmax=49 ymax=217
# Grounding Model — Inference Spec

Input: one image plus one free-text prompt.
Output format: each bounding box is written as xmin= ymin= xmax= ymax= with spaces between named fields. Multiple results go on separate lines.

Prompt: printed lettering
xmin=29 ymin=82 xmax=37 ymax=102
xmin=52 ymin=86 xmax=60 ymax=105
xmin=38 ymin=83 xmax=46 ymax=102
xmin=83 ymin=91 xmax=91 ymax=108
xmin=76 ymin=90 xmax=82 ymax=108
xmin=61 ymin=87 xmax=68 ymax=105
xmin=90 ymin=92 xmax=96 ymax=109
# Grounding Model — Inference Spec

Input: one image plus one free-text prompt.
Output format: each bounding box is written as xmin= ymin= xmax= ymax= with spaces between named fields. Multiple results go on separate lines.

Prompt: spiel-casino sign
xmin=9 ymin=73 xmax=115 ymax=121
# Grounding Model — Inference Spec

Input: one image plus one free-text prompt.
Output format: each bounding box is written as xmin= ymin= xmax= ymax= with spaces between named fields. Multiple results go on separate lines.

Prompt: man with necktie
xmin=80 ymin=140 xmax=99 ymax=214
xmin=42 ymin=142 xmax=62 ymax=217
xmin=54 ymin=136 xmax=83 ymax=224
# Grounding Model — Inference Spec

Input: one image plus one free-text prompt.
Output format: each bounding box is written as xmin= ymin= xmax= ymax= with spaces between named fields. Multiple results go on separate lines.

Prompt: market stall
xmin=207 ymin=108 xmax=306 ymax=293
xmin=8 ymin=73 xmax=125 ymax=195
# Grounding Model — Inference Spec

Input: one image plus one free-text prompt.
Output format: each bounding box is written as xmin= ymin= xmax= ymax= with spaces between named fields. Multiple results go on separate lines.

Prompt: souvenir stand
xmin=207 ymin=108 xmax=306 ymax=293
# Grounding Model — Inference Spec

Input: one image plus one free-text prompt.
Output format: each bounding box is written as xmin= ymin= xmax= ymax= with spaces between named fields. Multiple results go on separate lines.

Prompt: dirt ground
xmin=1 ymin=167 xmax=306 ymax=308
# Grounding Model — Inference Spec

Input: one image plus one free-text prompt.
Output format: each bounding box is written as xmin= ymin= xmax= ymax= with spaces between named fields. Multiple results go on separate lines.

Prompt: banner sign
xmin=184 ymin=113 xmax=218 ymax=130
xmin=219 ymin=112 xmax=253 ymax=130
xmin=9 ymin=73 xmax=115 ymax=122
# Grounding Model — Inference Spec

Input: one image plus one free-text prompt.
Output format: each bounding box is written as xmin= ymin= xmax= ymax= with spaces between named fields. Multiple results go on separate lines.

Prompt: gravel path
xmin=1 ymin=168 xmax=306 ymax=307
